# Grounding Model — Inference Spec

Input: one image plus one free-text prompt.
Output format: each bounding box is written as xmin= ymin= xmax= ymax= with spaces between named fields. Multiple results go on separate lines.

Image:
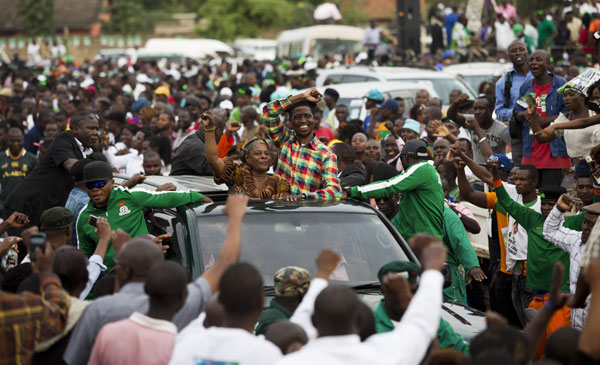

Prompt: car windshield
xmin=460 ymin=75 xmax=493 ymax=93
xmin=196 ymin=212 xmax=409 ymax=286
xmin=313 ymin=39 xmax=362 ymax=59
xmin=339 ymin=97 xmax=365 ymax=120
xmin=389 ymin=77 xmax=476 ymax=104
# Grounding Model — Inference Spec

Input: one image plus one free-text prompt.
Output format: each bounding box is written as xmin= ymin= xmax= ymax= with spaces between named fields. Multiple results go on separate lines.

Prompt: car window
xmin=323 ymin=74 xmax=345 ymax=84
xmin=388 ymin=77 xmax=476 ymax=104
xmin=145 ymin=209 xmax=189 ymax=274
xmin=195 ymin=212 xmax=410 ymax=286
xmin=339 ymin=98 xmax=364 ymax=120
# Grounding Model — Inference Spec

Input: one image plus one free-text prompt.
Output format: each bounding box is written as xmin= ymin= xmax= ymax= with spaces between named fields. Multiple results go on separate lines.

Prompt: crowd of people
xmin=3 ymin=1 xmax=600 ymax=363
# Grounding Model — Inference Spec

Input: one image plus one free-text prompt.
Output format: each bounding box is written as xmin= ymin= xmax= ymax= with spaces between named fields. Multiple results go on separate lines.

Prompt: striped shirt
xmin=543 ymin=207 xmax=587 ymax=329
xmin=263 ymin=98 xmax=341 ymax=200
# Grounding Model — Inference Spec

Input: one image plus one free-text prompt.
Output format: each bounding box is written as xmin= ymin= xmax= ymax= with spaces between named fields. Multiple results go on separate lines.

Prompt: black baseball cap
xmin=83 ymin=161 xmax=113 ymax=183
xmin=41 ymin=207 xmax=74 ymax=230
xmin=539 ymin=185 xmax=566 ymax=200
xmin=401 ymin=139 xmax=429 ymax=158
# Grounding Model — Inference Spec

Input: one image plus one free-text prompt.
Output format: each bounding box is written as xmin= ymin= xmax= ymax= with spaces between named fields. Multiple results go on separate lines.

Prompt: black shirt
xmin=5 ymin=131 xmax=85 ymax=226
xmin=170 ymin=131 xmax=213 ymax=176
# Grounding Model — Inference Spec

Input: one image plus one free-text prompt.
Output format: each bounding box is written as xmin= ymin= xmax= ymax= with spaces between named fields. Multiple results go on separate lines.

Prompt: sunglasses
xmin=86 ymin=180 xmax=108 ymax=190
xmin=87 ymin=113 xmax=100 ymax=121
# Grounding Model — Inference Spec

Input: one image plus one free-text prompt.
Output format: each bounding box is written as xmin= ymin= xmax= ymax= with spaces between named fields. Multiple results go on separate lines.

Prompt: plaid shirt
xmin=543 ymin=207 xmax=587 ymax=329
xmin=0 ymin=273 xmax=70 ymax=364
xmin=263 ymin=98 xmax=341 ymax=200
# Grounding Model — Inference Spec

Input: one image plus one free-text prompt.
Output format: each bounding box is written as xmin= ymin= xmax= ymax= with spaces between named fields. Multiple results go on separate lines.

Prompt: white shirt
xmin=552 ymin=111 xmax=600 ymax=158
xmin=74 ymin=137 xmax=93 ymax=157
xmin=504 ymin=184 xmax=541 ymax=272
xmin=494 ymin=21 xmax=516 ymax=51
xmin=169 ymin=326 xmax=282 ymax=365
xmin=543 ymin=207 xmax=588 ymax=329
xmin=363 ymin=27 xmax=381 ymax=46
xmin=524 ymin=24 xmax=539 ymax=47
xmin=280 ymin=271 xmax=443 ymax=365
xmin=104 ymin=149 xmax=144 ymax=177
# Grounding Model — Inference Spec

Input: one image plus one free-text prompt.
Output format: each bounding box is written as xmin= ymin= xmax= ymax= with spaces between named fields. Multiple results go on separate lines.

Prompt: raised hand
xmin=5 ymin=212 xmax=30 ymax=228
xmin=421 ymin=241 xmax=447 ymax=272
xmin=95 ymin=217 xmax=111 ymax=242
xmin=455 ymin=93 xmax=470 ymax=105
xmin=430 ymin=120 xmax=450 ymax=138
xmin=222 ymin=194 xmax=249 ymax=219
xmin=556 ymin=194 xmax=574 ymax=213
xmin=382 ymin=273 xmax=413 ymax=311
xmin=486 ymin=159 xmax=500 ymax=181
xmin=200 ymin=111 xmax=215 ymax=130
xmin=549 ymin=262 xmax=570 ymax=309
xmin=303 ymin=88 xmax=322 ymax=103
xmin=315 ymin=249 xmax=341 ymax=279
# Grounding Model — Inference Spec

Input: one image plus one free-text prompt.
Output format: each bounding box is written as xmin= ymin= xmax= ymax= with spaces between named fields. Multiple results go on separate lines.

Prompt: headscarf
xmin=237 ymin=136 xmax=269 ymax=164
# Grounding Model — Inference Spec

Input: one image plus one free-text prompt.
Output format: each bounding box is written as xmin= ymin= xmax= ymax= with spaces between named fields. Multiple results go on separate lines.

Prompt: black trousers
xmin=494 ymin=271 xmax=522 ymax=328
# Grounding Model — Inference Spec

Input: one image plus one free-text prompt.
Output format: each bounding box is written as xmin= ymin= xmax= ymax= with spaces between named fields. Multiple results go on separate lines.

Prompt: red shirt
xmin=521 ymin=82 xmax=571 ymax=169
xmin=314 ymin=125 xmax=335 ymax=144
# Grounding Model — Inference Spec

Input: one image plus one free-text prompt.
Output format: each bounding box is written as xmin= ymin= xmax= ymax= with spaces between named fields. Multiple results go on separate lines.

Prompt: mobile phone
xmin=88 ymin=215 xmax=98 ymax=227
xmin=29 ymin=232 xmax=47 ymax=262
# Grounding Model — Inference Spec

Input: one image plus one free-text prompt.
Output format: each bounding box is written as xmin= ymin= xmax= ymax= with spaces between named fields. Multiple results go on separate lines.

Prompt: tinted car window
xmin=196 ymin=212 xmax=410 ymax=285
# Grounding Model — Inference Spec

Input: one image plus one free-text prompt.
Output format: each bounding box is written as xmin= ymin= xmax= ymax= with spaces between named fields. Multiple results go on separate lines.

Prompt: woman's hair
xmin=586 ymin=79 xmax=600 ymax=114
xmin=122 ymin=123 xmax=139 ymax=135
xmin=146 ymin=135 xmax=172 ymax=165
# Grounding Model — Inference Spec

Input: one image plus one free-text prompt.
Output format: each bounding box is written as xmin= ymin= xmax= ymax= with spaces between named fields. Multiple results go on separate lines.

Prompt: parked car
xmin=443 ymin=62 xmax=513 ymax=93
xmin=232 ymin=38 xmax=277 ymax=61
xmin=313 ymin=81 xmax=438 ymax=120
xmin=137 ymin=38 xmax=234 ymax=61
xmin=113 ymin=175 xmax=486 ymax=340
xmin=315 ymin=66 xmax=477 ymax=105
xmin=277 ymin=25 xmax=364 ymax=59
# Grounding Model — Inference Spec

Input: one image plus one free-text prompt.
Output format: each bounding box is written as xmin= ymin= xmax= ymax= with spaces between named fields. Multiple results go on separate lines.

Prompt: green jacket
xmin=77 ymin=186 xmax=205 ymax=271
xmin=495 ymin=184 xmax=570 ymax=291
xmin=442 ymin=205 xmax=480 ymax=305
xmin=373 ymin=299 xmax=469 ymax=354
xmin=351 ymin=160 xmax=444 ymax=240
xmin=564 ymin=212 xmax=584 ymax=231
xmin=255 ymin=299 xmax=292 ymax=335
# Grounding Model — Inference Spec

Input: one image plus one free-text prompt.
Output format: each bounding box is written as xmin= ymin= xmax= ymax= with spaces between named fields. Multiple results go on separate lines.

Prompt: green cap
xmin=377 ymin=261 xmax=421 ymax=284
xmin=40 ymin=207 xmax=74 ymax=230
xmin=274 ymin=266 xmax=311 ymax=297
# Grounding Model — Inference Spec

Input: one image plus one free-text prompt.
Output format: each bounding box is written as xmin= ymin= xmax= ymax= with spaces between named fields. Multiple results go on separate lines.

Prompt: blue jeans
xmin=512 ymin=274 xmax=534 ymax=327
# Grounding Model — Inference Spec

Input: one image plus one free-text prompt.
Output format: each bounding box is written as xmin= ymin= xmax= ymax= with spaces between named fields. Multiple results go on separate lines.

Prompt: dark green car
xmin=118 ymin=175 xmax=486 ymax=340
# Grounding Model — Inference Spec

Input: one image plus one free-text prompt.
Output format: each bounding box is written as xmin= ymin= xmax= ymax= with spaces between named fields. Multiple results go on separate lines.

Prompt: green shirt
xmin=255 ymin=299 xmax=292 ymax=335
xmin=442 ymin=205 xmax=480 ymax=305
xmin=351 ymin=160 xmax=444 ymax=240
xmin=495 ymin=184 xmax=570 ymax=291
xmin=537 ymin=19 xmax=556 ymax=49
xmin=0 ymin=149 xmax=38 ymax=202
xmin=77 ymin=186 xmax=205 ymax=271
xmin=373 ymin=299 xmax=469 ymax=354
xmin=564 ymin=212 xmax=584 ymax=231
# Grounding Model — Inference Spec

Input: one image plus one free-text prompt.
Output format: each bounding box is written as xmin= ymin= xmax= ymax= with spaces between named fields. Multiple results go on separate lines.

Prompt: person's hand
xmin=454 ymin=93 xmax=470 ymax=105
xmin=225 ymin=121 xmax=241 ymax=137
xmin=420 ymin=240 xmax=447 ymax=272
xmin=549 ymin=261 xmax=570 ymax=309
xmin=95 ymin=217 xmax=111 ymax=241
xmin=5 ymin=212 xmax=30 ymax=228
xmin=0 ymin=236 xmax=21 ymax=257
xmin=485 ymin=311 xmax=508 ymax=328
xmin=453 ymin=155 xmax=466 ymax=170
xmin=21 ymin=226 xmax=39 ymax=255
xmin=152 ymin=233 xmax=171 ymax=253
xmin=341 ymin=190 xmax=348 ymax=199
xmin=527 ymin=101 xmax=537 ymax=117
xmin=156 ymin=182 xmax=176 ymax=192
xmin=285 ymin=194 xmax=304 ymax=202
xmin=486 ymin=159 xmax=500 ymax=181
xmin=534 ymin=126 xmax=556 ymax=140
xmin=222 ymin=194 xmax=249 ymax=220
xmin=203 ymin=195 xmax=213 ymax=203
xmin=101 ymin=133 xmax=110 ymax=149
xmin=258 ymin=124 xmax=268 ymax=138
xmin=111 ymin=229 xmax=130 ymax=256
xmin=302 ymin=88 xmax=322 ymax=103
xmin=127 ymin=173 xmax=146 ymax=186
xmin=115 ymin=148 xmax=131 ymax=156
xmin=382 ymin=273 xmax=413 ymax=311
xmin=468 ymin=267 xmax=487 ymax=284
xmin=464 ymin=117 xmax=481 ymax=132
xmin=556 ymin=194 xmax=574 ymax=213
xmin=315 ymin=249 xmax=341 ymax=279
xmin=430 ymin=120 xmax=450 ymax=138
xmin=449 ymin=143 xmax=464 ymax=158
xmin=33 ymin=243 xmax=54 ymax=276
xmin=200 ymin=110 xmax=215 ymax=129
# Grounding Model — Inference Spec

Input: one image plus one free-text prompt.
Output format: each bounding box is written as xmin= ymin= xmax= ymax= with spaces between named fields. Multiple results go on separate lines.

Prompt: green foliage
xmin=103 ymin=0 xmax=171 ymax=34
xmin=18 ymin=0 xmax=55 ymax=36
xmin=196 ymin=0 xmax=309 ymax=41
xmin=340 ymin=0 xmax=370 ymax=26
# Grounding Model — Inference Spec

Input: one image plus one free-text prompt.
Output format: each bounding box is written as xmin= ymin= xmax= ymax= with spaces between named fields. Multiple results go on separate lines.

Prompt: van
xmin=137 ymin=38 xmax=234 ymax=61
xmin=276 ymin=25 xmax=364 ymax=59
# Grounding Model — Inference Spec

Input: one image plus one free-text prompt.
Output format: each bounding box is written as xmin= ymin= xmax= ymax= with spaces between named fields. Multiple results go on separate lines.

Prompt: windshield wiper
xmin=348 ymin=282 xmax=381 ymax=291
xmin=263 ymin=286 xmax=275 ymax=295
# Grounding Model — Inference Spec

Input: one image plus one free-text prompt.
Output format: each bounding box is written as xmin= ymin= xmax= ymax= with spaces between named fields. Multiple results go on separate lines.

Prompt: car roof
xmin=113 ymin=174 xmax=229 ymax=196
xmin=443 ymin=62 xmax=513 ymax=76
xmin=320 ymin=66 xmax=456 ymax=79
xmin=191 ymin=199 xmax=380 ymax=217
xmin=317 ymin=80 xmax=436 ymax=98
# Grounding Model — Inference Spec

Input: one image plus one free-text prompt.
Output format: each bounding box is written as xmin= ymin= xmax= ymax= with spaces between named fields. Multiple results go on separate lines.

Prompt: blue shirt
xmin=445 ymin=13 xmax=458 ymax=47
xmin=494 ymin=68 xmax=532 ymax=122
xmin=23 ymin=125 xmax=44 ymax=155
xmin=65 ymin=187 xmax=89 ymax=247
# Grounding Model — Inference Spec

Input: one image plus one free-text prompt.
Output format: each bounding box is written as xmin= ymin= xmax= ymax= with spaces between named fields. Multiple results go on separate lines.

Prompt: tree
xmin=196 ymin=0 xmax=309 ymax=41
xmin=18 ymin=0 xmax=54 ymax=36
xmin=103 ymin=0 xmax=171 ymax=34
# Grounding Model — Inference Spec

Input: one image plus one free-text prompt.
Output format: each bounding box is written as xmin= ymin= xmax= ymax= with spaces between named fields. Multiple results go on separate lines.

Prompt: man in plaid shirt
xmin=263 ymin=88 xmax=342 ymax=200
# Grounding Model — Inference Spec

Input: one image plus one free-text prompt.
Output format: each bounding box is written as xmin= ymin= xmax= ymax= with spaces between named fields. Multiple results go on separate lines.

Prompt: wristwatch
xmin=343 ymin=186 xmax=352 ymax=197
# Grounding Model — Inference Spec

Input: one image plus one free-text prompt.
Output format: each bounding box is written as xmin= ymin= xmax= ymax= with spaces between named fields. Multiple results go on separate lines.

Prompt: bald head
xmin=312 ymin=285 xmax=359 ymax=336
xmin=117 ymin=238 xmax=164 ymax=284
xmin=265 ymin=321 xmax=308 ymax=354
xmin=508 ymin=40 xmax=527 ymax=52
xmin=531 ymin=50 xmax=550 ymax=62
